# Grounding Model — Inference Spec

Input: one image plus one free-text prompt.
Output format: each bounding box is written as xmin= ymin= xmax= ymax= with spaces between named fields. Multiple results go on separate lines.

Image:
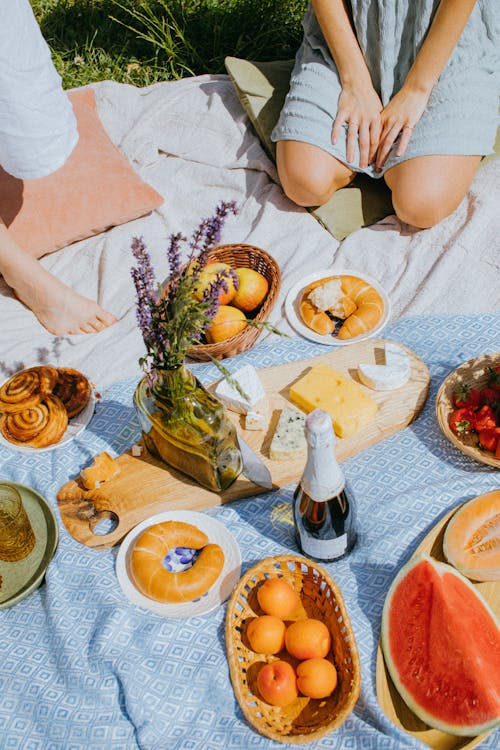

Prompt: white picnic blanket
xmin=0 ymin=74 xmax=499 ymax=385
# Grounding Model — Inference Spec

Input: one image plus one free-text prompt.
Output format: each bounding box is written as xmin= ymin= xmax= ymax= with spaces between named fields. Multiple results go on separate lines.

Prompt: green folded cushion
xmin=225 ymin=55 xmax=394 ymax=240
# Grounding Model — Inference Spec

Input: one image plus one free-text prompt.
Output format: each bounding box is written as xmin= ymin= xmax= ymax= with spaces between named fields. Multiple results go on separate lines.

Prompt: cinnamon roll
xmin=0 ymin=394 xmax=68 ymax=448
xmin=54 ymin=368 xmax=91 ymax=418
xmin=0 ymin=366 xmax=59 ymax=413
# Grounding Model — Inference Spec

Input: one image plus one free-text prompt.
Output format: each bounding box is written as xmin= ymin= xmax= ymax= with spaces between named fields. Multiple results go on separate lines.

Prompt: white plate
xmin=285 ymin=269 xmax=391 ymax=346
xmin=116 ymin=510 xmax=242 ymax=618
xmin=0 ymin=388 xmax=95 ymax=454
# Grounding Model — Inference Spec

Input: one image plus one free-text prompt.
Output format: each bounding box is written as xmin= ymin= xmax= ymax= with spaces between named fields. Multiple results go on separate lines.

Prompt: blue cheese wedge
xmin=357 ymin=343 xmax=410 ymax=390
xmin=269 ymin=407 xmax=307 ymax=461
xmin=214 ymin=364 xmax=266 ymax=414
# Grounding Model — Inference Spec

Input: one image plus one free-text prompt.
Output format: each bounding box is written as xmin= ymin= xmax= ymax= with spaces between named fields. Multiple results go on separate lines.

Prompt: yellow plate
xmin=376 ymin=503 xmax=499 ymax=750
xmin=435 ymin=353 xmax=500 ymax=469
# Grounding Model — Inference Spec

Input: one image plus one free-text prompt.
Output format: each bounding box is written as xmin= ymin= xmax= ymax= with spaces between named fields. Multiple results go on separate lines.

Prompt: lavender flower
xmin=131 ymin=203 xmax=240 ymax=373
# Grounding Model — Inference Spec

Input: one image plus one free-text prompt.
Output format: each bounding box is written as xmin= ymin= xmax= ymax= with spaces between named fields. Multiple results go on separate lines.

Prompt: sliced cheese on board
xmin=214 ymin=364 xmax=265 ymax=414
xmin=269 ymin=407 xmax=307 ymax=461
xmin=358 ymin=343 xmax=410 ymax=390
xmin=289 ymin=363 xmax=378 ymax=438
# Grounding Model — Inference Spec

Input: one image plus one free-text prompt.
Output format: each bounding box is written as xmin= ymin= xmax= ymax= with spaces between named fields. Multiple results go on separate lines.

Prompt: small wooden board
xmin=57 ymin=338 xmax=429 ymax=548
xmin=376 ymin=506 xmax=499 ymax=750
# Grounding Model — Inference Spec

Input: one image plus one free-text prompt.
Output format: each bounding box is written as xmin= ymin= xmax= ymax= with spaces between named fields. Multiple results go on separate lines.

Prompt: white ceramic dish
xmin=116 ymin=510 xmax=242 ymax=618
xmin=0 ymin=389 xmax=95 ymax=454
xmin=285 ymin=269 xmax=391 ymax=346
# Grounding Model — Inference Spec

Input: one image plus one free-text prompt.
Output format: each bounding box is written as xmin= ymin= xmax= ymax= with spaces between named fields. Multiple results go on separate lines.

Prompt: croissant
xmin=336 ymin=275 xmax=384 ymax=339
xmin=0 ymin=394 xmax=68 ymax=448
xmin=54 ymin=368 xmax=91 ymax=418
xmin=0 ymin=366 xmax=59 ymax=413
xmin=130 ymin=521 xmax=225 ymax=603
xmin=299 ymin=275 xmax=384 ymax=339
xmin=299 ymin=277 xmax=356 ymax=335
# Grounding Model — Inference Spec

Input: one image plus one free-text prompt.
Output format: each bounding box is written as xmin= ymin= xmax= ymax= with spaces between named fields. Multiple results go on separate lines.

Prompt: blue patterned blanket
xmin=0 ymin=312 xmax=499 ymax=750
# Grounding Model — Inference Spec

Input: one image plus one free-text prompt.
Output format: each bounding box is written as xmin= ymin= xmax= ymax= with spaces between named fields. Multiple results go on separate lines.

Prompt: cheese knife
xmin=237 ymin=433 xmax=273 ymax=490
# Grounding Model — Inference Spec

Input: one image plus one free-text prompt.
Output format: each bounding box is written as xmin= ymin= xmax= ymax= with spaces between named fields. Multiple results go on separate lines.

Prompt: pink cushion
xmin=0 ymin=87 xmax=163 ymax=255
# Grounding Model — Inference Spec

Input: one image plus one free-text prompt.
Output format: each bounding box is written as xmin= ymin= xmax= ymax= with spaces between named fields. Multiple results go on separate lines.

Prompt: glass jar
xmin=133 ymin=365 xmax=242 ymax=493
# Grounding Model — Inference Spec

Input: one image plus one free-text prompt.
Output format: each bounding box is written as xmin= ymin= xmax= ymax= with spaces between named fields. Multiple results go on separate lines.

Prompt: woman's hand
xmin=375 ymin=86 xmax=432 ymax=170
xmin=331 ymin=85 xmax=383 ymax=168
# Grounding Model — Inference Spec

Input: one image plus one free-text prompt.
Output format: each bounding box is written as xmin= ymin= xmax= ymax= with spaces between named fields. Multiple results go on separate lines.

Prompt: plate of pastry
xmin=285 ymin=269 xmax=391 ymax=346
xmin=116 ymin=510 xmax=242 ymax=618
xmin=0 ymin=366 xmax=95 ymax=453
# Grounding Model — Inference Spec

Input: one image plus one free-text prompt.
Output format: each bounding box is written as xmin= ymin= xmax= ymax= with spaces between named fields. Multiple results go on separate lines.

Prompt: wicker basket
xmin=225 ymin=555 xmax=361 ymax=744
xmin=187 ymin=244 xmax=281 ymax=361
xmin=436 ymin=352 xmax=500 ymax=469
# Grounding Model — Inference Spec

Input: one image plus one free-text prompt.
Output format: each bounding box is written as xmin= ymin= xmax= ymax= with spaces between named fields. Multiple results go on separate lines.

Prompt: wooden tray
xmin=376 ymin=504 xmax=499 ymax=750
xmin=57 ymin=338 xmax=429 ymax=548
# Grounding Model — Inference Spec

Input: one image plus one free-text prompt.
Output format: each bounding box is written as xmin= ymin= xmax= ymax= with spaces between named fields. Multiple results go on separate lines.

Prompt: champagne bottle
xmin=293 ymin=408 xmax=356 ymax=561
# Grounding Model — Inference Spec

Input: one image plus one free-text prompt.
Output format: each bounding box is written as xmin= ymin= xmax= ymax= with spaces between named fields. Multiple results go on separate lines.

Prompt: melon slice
xmin=443 ymin=490 xmax=500 ymax=582
xmin=381 ymin=554 xmax=500 ymax=736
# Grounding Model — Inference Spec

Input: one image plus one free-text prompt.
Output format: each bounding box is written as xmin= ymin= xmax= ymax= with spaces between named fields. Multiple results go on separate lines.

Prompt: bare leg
xmin=0 ymin=222 xmax=118 ymax=335
xmin=276 ymin=140 xmax=356 ymax=207
xmin=384 ymin=154 xmax=482 ymax=229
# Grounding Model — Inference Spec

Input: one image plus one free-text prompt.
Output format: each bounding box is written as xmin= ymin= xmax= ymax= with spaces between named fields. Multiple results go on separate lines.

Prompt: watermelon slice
xmin=381 ymin=553 xmax=500 ymax=736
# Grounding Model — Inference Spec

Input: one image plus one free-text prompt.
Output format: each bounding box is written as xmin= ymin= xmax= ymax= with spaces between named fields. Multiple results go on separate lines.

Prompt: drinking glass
xmin=0 ymin=484 xmax=35 ymax=562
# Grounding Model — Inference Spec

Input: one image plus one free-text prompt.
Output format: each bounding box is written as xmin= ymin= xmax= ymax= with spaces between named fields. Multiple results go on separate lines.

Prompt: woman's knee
xmin=391 ymin=188 xmax=462 ymax=229
xmin=386 ymin=155 xmax=481 ymax=229
xmin=276 ymin=141 xmax=354 ymax=207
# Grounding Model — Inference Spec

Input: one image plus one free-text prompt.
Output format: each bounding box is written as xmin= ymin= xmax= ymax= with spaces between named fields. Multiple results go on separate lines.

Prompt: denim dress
xmin=271 ymin=1 xmax=500 ymax=177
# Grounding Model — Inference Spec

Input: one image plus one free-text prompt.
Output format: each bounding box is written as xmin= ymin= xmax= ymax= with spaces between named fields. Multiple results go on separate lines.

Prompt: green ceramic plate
xmin=0 ymin=482 xmax=58 ymax=609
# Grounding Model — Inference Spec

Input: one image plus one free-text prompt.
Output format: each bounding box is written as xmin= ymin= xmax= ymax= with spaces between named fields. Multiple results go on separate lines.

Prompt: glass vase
xmin=133 ymin=364 xmax=243 ymax=493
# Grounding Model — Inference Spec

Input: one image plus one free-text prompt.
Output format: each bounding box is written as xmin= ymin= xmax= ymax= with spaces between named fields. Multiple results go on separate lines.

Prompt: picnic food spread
xmin=2 ymin=233 xmax=499 ymax=747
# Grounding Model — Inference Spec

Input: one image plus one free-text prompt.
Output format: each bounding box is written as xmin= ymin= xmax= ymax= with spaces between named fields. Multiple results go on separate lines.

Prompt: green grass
xmin=32 ymin=0 xmax=307 ymax=89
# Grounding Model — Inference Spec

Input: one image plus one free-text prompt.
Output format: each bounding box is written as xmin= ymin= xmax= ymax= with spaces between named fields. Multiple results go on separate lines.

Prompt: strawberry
xmin=479 ymin=387 xmax=500 ymax=407
xmin=449 ymin=407 xmax=475 ymax=436
xmin=473 ymin=405 xmax=497 ymax=432
xmin=452 ymin=384 xmax=481 ymax=409
xmin=477 ymin=428 xmax=500 ymax=453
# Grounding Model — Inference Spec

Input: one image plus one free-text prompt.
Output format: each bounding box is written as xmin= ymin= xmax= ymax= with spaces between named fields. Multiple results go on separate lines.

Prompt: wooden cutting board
xmin=57 ymin=338 xmax=430 ymax=548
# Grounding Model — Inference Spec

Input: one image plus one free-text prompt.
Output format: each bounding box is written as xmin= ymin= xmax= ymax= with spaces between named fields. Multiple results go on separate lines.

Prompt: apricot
xmin=246 ymin=615 xmax=286 ymax=655
xmin=285 ymin=619 xmax=331 ymax=660
xmin=256 ymin=660 xmax=298 ymax=707
xmin=296 ymin=657 xmax=338 ymax=699
xmin=193 ymin=262 xmax=236 ymax=305
xmin=205 ymin=305 xmax=246 ymax=343
xmin=257 ymin=578 xmax=302 ymax=619
xmin=232 ymin=268 xmax=268 ymax=312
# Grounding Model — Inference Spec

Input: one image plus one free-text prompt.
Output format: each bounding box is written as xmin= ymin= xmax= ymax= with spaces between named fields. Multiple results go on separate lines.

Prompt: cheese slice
xmin=214 ymin=364 xmax=266 ymax=414
xmin=269 ymin=407 xmax=307 ymax=461
xmin=358 ymin=343 xmax=410 ymax=390
xmin=289 ymin=363 xmax=378 ymax=438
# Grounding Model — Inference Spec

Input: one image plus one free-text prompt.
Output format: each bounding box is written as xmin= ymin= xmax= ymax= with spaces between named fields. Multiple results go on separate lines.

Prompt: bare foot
xmin=9 ymin=258 xmax=118 ymax=335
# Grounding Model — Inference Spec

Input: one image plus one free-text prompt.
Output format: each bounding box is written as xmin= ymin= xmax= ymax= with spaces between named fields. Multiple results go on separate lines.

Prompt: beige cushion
xmin=225 ymin=56 xmax=394 ymax=240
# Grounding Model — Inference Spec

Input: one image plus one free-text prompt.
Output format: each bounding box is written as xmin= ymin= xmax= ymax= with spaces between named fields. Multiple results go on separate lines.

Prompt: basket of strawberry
xmin=436 ymin=355 xmax=500 ymax=468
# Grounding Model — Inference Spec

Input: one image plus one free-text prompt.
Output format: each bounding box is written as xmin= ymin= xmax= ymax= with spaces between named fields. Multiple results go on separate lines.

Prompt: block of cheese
xmin=289 ymin=363 xmax=378 ymax=438
xmin=244 ymin=410 xmax=268 ymax=430
xmin=357 ymin=343 xmax=410 ymax=391
xmin=269 ymin=407 xmax=307 ymax=461
xmin=214 ymin=364 xmax=266 ymax=414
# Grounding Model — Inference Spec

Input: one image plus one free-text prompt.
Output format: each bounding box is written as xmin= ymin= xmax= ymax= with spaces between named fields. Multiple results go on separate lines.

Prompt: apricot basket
xmin=187 ymin=243 xmax=281 ymax=361
xmin=225 ymin=555 xmax=361 ymax=744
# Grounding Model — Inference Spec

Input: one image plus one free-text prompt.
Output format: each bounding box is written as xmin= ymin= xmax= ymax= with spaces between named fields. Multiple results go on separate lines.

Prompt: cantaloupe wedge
xmin=443 ymin=489 xmax=500 ymax=582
